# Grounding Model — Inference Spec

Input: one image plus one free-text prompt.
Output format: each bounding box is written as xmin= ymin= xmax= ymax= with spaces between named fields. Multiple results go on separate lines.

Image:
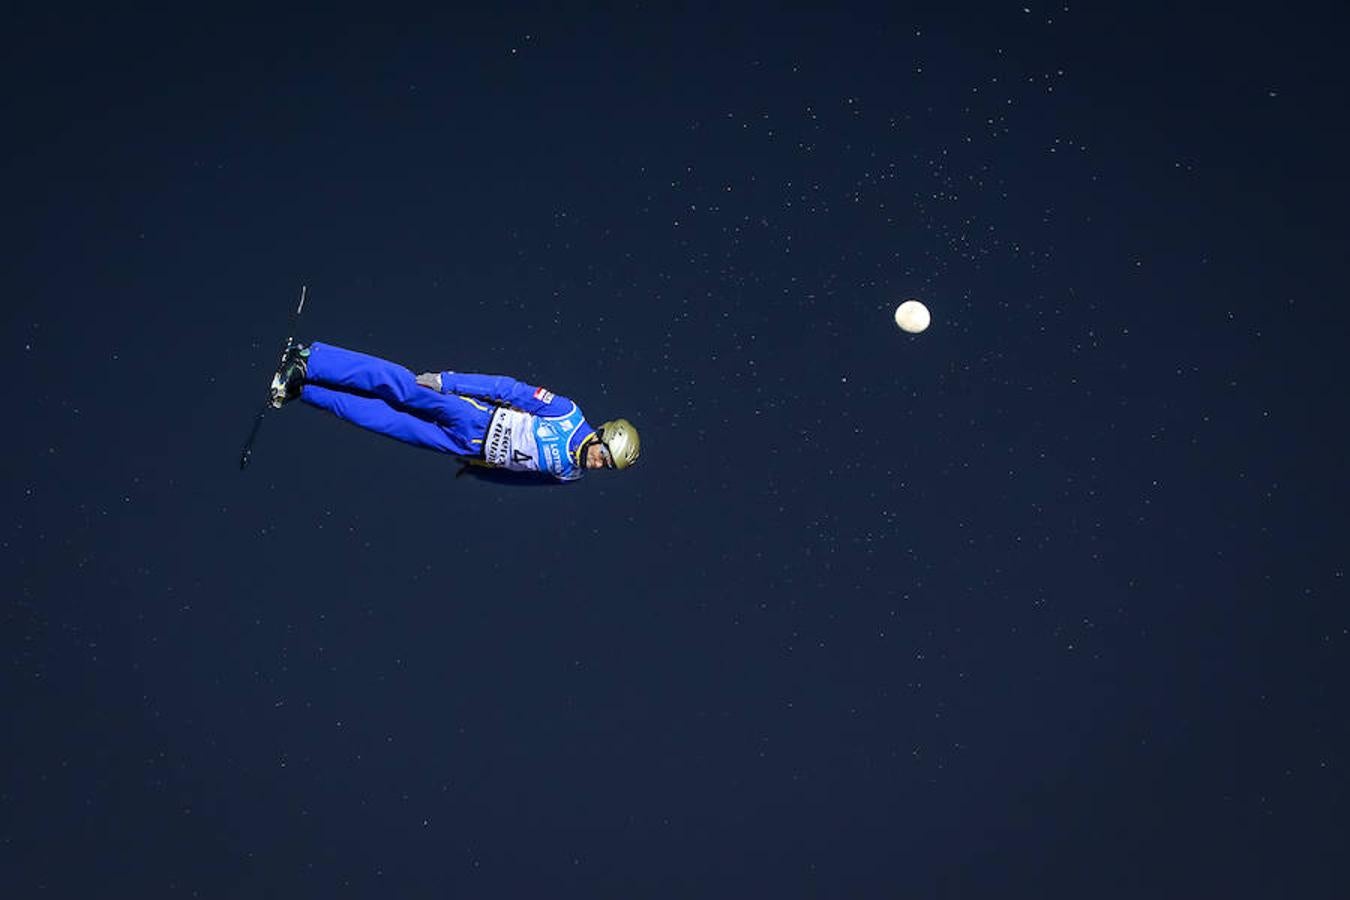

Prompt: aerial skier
xmin=267 ymin=341 xmax=640 ymax=482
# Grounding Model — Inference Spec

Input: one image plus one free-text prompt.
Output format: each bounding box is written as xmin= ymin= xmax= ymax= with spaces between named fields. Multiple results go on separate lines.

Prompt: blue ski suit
xmin=300 ymin=342 xmax=597 ymax=482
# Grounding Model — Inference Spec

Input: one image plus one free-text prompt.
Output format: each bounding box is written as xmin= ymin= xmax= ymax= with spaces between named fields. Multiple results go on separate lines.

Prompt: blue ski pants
xmin=300 ymin=342 xmax=492 ymax=457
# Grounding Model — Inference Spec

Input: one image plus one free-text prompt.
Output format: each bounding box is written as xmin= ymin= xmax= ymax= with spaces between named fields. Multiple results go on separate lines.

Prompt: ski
xmin=239 ymin=284 xmax=308 ymax=470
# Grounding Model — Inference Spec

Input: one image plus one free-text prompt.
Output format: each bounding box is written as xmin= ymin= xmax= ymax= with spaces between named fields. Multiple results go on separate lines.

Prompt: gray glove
xmin=415 ymin=372 xmax=443 ymax=391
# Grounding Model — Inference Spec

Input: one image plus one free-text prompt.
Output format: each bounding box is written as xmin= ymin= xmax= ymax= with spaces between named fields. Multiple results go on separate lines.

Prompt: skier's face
xmin=584 ymin=442 xmax=612 ymax=470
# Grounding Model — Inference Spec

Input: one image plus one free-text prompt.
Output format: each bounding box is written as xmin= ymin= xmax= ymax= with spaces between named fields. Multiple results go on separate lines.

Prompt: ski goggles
xmin=598 ymin=443 xmax=615 ymax=469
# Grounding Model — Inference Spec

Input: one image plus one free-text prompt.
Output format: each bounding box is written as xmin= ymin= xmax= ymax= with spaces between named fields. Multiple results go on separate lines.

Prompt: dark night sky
xmin=5 ymin=3 xmax=1348 ymax=897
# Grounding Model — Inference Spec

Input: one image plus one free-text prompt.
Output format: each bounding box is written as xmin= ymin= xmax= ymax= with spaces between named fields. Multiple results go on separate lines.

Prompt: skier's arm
xmin=436 ymin=371 xmax=573 ymax=415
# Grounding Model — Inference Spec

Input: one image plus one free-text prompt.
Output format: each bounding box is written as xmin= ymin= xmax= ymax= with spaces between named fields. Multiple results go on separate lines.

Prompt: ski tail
xmin=240 ymin=285 xmax=308 ymax=470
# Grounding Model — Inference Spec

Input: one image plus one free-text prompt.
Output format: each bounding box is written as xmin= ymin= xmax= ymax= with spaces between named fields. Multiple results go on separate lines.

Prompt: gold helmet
xmin=597 ymin=418 xmax=640 ymax=470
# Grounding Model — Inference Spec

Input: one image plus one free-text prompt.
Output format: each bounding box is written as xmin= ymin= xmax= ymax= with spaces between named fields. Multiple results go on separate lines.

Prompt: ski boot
xmin=269 ymin=343 xmax=310 ymax=408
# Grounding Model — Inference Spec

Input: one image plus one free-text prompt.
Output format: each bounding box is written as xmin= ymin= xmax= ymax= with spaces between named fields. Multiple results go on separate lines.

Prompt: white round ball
xmin=894 ymin=299 xmax=931 ymax=334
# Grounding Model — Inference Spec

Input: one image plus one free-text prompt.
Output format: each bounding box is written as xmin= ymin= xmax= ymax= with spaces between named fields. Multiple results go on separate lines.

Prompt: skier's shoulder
xmin=532 ymin=388 xmax=583 ymax=419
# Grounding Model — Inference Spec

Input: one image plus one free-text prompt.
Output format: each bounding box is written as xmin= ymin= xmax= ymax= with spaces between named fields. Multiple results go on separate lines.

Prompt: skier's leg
xmin=299 ymin=385 xmax=481 ymax=456
xmin=305 ymin=342 xmax=454 ymax=422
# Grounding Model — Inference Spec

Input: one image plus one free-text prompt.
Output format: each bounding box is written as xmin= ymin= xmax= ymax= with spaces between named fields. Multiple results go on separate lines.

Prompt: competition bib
xmin=483 ymin=403 xmax=587 ymax=480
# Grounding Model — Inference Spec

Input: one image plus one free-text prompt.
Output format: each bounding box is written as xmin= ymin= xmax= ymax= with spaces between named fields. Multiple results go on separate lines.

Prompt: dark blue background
xmin=6 ymin=3 xmax=1347 ymax=896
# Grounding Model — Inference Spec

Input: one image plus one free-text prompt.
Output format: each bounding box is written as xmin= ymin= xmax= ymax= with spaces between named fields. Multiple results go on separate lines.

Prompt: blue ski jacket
xmin=438 ymin=371 xmax=597 ymax=482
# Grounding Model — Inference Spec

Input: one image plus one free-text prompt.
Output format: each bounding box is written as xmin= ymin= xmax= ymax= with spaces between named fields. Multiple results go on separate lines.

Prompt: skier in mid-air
xmin=268 ymin=341 xmax=639 ymax=482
